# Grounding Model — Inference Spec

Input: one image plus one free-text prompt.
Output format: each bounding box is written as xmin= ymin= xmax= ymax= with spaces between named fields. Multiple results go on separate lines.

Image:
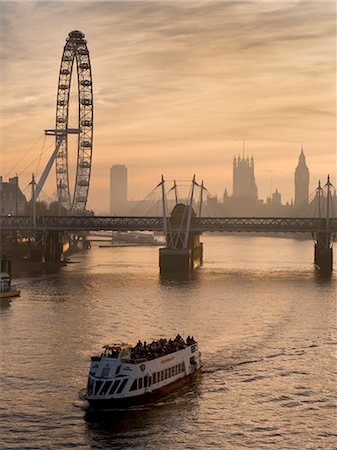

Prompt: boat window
xmin=130 ymin=379 xmax=137 ymax=391
xmin=161 ymin=371 xmax=164 ymax=381
xmin=115 ymin=365 xmax=121 ymax=375
xmin=138 ymin=378 xmax=143 ymax=389
xmin=165 ymin=369 xmax=168 ymax=379
xmin=101 ymin=367 xmax=110 ymax=378
xmin=94 ymin=380 xmax=104 ymax=395
xmin=108 ymin=380 xmax=121 ymax=395
xmin=101 ymin=380 xmax=113 ymax=395
xmin=144 ymin=376 xmax=148 ymax=388
xmin=87 ymin=378 xmax=94 ymax=395
xmin=153 ymin=373 xmax=156 ymax=384
xmin=168 ymin=368 xmax=172 ymax=378
xmin=116 ymin=379 xmax=128 ymax=394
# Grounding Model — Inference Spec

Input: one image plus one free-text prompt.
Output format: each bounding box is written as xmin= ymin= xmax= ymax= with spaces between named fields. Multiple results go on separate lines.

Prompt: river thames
xmin=0 ymin=235 xmax=336 ymax=449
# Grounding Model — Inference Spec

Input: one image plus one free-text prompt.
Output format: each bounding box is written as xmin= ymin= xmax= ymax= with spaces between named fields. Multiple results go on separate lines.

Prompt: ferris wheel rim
xmin=55 ymin=30 xmax=93 ymax=214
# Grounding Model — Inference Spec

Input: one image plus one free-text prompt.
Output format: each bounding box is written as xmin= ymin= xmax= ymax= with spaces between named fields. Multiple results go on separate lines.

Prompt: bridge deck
xmin=1 ymin=216 xmax=337 ymax=234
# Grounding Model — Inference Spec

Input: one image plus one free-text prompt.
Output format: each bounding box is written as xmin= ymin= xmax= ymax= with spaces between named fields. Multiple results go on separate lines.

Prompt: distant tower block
xmin=294 ymin=147 xmax=310 ymax=206
xmin=232 ymin=155 xmax=258 ymax=202
xmin=110 ymin=165 xmax=128 ymax=215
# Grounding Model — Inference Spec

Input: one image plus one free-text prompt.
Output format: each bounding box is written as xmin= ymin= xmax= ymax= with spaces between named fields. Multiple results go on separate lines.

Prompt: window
xmin=144 ymin=376 xmax=148 ymax=388
xmin=153 ymin=373 xmax=156 ymax=384
xmin=116 ymin=379 xmax=128 ymax=394
xmin=94 ymin=380 xmax=104 ymax=395
xmin=138 ymin=378 xmax=143 ymax=389
xmin=87 ymin=378 xmax=94 ymax=395
xmin=101 ymin=380 xmax=113 ymax=395
xmin=130 ymin=379 xmax=137 ymax=391
xmin=161 ymin=371 xmax=164 ymax=382
xmin=101 ymin=367 xmax=110 ymax=378
xmin=109 ymin=380 xmax=121 ymax=395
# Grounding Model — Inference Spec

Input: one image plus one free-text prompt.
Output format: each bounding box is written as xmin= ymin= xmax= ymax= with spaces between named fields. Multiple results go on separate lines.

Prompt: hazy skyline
xmin=1 ymin=0 xmax=336 ymax=213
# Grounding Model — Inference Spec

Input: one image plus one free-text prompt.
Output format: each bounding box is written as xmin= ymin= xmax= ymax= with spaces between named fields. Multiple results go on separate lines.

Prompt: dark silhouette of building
xmin=110 ymin=164 xmax=128 ymax=215
xmin=294 ymin=147 xmax=310 ymax=206
xmin=232 ymin=155 xmax=258 ymax=203
xmin=0 ymin=176 xmax=27 ymax=215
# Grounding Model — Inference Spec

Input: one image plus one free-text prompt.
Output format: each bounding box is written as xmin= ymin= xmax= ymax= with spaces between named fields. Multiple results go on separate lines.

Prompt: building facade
xmin=294 ymin=148 xmax=310 ymax=206
xmin=232 ymin=155 xmax=258 ymax=203
xmin=0 ymin=176 xmax=27 ymax=215
xmin=110 ymin=165 xmax=128 ymax=215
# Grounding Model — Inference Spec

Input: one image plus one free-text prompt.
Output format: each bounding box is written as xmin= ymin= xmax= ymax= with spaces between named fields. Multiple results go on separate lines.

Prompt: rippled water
xmin=0 ymin=235 xmax=336 ymax=449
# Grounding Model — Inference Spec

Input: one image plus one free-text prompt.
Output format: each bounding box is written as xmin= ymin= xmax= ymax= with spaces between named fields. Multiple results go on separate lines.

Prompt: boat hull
xmin=85 ymin=369 xmax=201 ymax=411
xmin=0 ymin=289 xmax=20 ymax=299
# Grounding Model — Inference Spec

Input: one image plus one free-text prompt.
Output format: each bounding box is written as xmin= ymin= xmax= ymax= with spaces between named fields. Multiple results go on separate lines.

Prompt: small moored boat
xmin=81 ymin=335 xmax=201 ymax=410
xmin=0 ymin=272 xmax=20 ymax=299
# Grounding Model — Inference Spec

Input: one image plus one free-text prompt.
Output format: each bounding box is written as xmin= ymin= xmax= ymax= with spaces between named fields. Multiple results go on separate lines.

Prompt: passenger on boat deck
xmin=130 ymin=335 xmax=190 ymax=361
xmin=186 ymin=336 xmax=195 ymax=345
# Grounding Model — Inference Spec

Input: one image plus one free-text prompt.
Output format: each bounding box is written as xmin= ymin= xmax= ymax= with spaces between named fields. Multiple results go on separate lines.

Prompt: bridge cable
xmin=4 ymin=133 xmax=44 ymax=179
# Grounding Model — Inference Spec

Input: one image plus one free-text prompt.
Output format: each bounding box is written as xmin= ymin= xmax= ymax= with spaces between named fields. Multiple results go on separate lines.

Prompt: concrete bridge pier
xmin=314 ymin=233 xmax=333 ymax=271
xmin=159 ymin=238 xmax=203 ymax=275
xmin=29 ymin=231 xmax=63 ymax=262
xmin=44 ymin=231 xmax=63 ymax=262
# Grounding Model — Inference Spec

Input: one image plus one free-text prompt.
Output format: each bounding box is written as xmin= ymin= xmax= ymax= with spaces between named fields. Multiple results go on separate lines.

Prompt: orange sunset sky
xmin=1 ymin=0 xmax=336 ymax=213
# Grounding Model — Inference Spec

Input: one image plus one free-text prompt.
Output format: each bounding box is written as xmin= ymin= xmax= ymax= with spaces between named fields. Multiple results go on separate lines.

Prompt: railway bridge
xmin=1 ymin=214 xmax=336 ymax=272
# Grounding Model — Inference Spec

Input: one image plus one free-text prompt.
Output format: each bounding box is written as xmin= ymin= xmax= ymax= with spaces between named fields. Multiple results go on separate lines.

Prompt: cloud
xmin=1 ymin=0 xmax=335 ymax=209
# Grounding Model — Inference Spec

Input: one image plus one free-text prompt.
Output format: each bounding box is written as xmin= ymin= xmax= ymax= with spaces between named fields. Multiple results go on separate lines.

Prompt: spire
xmin=299 ymin=145 xmax=305 ymax=163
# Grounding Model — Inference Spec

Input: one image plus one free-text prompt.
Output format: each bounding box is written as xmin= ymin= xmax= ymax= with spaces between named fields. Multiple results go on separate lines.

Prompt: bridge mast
xmin=184 ymin=175 xmax=196 ymax=248
xmin=160 ymin=175 xmax=168 ymax=239
xmin=313 ymin=175 xmax=335 ymax=272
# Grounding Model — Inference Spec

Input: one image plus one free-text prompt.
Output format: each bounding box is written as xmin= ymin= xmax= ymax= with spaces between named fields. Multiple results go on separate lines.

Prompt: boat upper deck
xmin=96 ymin=335 xmax=197 ymax=364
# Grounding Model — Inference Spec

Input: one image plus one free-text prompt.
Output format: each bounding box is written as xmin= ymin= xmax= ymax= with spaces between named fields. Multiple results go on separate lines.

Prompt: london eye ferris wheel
xmin=55 ymin=30 xmax=93 ymax=213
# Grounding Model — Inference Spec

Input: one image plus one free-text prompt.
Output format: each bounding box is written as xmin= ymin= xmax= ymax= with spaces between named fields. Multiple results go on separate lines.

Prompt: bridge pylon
xmin=159 ymin=176 xmax=203 ymax=275
xmin=312 ymin=176 xmax=335 ymax=271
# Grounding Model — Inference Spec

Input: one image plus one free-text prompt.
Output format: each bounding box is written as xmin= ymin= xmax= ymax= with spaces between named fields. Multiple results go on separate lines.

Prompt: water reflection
xmin=84 ymin=378 xmax=202 ymax=447
xmin=314 ymin=267 xmax=334 ymax=284
xmin=0 ymin=298 xmax=12 ymax=309
xmin=159 ymin=269 xmax=201 ymax=286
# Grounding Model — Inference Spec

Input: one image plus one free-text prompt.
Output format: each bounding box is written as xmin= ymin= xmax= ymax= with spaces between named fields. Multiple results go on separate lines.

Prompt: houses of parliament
xmin=213 ymin=147 xmax=312 ymax=217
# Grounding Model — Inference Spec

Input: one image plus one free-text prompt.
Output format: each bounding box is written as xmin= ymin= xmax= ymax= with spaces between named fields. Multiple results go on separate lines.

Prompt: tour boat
xmin=81 ymin=335 xmax=201 ymax=410
xmin=0 ymin=272 xmax=20 ymax=299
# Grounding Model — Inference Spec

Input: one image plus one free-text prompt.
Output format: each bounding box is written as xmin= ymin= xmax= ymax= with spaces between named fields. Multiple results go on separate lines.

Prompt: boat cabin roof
xmin=103 ymin=343 xmax=132 ymax=351
xmin=0 ymin=272 xmax=10 ymax=279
